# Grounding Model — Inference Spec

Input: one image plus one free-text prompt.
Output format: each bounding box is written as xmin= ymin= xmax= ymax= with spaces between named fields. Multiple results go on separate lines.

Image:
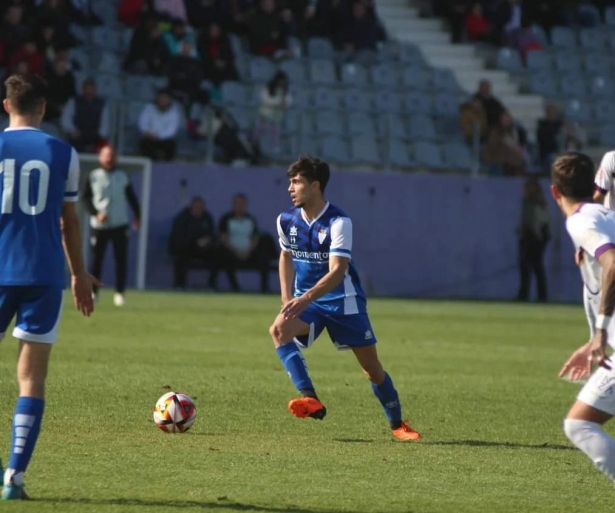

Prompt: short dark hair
xmin=551 ymin=152 xmax=595 ymax=201
xmin=287 ymin=156 xmax=330 ymax=193
xmin=4 ymin=73 xmax=47 ymax=115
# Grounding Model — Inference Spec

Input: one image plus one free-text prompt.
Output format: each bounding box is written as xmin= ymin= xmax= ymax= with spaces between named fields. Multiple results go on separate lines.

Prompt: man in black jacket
xmin=168 ymin=196 xmax=218 ymax=290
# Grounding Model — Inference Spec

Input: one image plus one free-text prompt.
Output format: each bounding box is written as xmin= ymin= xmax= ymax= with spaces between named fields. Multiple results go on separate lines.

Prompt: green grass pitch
xmin=0 ymin=292 xmax=613 ymax=512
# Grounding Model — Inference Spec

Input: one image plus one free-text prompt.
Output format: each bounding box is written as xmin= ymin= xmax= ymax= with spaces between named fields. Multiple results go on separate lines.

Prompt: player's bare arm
xmin=281 ymin=255 xmax=348 ymax=319
xmin=279 ymin=250 xmax=295 ymax=305
xmin=588 ymin=247 xmax=615 ymax=368
xmin=61 ymin=202 xmax=99 ymax=317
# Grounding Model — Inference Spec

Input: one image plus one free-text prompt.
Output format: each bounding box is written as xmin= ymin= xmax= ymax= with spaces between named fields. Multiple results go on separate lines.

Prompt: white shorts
xmin=577 ymin=361 xmax=615 ymax=416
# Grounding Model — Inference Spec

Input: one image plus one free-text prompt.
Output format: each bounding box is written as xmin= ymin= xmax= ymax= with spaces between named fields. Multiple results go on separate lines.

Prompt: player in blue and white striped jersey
xmin=269 ymin=156 xmax=421 ymax=441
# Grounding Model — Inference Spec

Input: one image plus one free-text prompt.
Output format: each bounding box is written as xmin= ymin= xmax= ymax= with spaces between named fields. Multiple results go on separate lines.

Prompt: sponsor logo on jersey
xmin=291 ymin=250 xmax=329 ymax=261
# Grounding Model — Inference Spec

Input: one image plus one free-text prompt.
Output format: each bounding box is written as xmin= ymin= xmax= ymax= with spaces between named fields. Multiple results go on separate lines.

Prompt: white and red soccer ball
xmin=153 ymin=392 xmax=196 ymax=433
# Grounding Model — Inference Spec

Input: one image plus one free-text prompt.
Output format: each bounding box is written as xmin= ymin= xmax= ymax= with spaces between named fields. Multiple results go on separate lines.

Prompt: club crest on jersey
xmin=318 ymin=229 xmax=327 ymax=244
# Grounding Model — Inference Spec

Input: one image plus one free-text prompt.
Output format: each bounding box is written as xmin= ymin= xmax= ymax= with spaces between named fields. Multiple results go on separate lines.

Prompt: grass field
xmin=0 ymin=292 xmax=613 ymax=513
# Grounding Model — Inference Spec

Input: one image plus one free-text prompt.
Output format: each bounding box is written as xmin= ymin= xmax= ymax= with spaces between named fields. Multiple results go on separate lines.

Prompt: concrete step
xmin=419 ymin=43 xmax=477 ymax=58
xmin=426 ymin=55 xmax=485 ymax=71
xmin=382 ymin=17 xmax=442 ymax=32
xmin=391 ymin=30 xmax=451 ymax=45
xmin=376 ymin=6 xmax=419 ymax=19
xmin=377 ymin=0 xmax=417 ymax=12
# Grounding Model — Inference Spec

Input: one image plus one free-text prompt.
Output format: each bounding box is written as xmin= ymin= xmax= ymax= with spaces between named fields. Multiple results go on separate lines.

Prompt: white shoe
xmin=113 ymin=293 xmax=125 ymax=307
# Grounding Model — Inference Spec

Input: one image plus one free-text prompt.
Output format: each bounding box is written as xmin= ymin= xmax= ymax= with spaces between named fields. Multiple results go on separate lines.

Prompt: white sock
xmin=564 ymin=418 xmax=615 ymax=482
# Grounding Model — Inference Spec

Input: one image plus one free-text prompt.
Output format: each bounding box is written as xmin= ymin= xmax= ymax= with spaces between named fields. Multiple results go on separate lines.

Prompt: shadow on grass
xmin=425 ymin=440 xmax=575 ymax=451
xmin=38 ymin=497 xmax=380 ymax=513
xmin=332 ymin=438 xmax=375 ymax=444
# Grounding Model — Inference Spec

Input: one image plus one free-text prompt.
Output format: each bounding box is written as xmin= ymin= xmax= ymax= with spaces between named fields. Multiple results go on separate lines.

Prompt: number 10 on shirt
xmin=0 ymin=159 xmax=50 ymax=216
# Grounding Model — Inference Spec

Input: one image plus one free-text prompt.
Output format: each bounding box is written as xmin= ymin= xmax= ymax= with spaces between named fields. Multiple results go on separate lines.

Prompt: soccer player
xmin=553 ymin=152 xmax=615 ymax=482
xmin=0 ymin=74 xmax=97 ymax=500
xmin=269 ymin=156 xmax=421 ymax=442
xmin=594 ymin=150 xmax=615 ymax=208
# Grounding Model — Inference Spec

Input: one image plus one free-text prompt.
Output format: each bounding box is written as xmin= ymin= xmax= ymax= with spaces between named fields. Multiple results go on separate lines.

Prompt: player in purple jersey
xmin=269 ymin=156 xmax=421 ymax=441
xmin=0 ymin=74 xmax=98 ymax=500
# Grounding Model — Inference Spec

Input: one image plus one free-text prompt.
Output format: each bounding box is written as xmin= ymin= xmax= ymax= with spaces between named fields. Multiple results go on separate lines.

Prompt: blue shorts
xmin=0 ymin=286 xmax=63 ymax=344
xmin=295 ymin=303 xmax=377 ymax=351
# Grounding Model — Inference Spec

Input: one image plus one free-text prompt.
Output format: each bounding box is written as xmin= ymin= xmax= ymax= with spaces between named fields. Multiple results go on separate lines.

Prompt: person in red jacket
xmin=8 ymin=40 xmax=44 ymax=76
xmin=464 ymin=2 xmax=490 ymax=42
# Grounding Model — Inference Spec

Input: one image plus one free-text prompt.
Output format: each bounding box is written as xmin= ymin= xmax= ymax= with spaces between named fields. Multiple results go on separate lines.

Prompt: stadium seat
xmin=414 ymin=141 xmax=444 ymax=169
xmin=564 ymin=99 xmax=592 ymax=123
xmin=583 ymin=52 xmax=609 ymax=73
xmin=293 ymin=135 xmax=320 ymax=155
xmin=496 ymin=48 xmax=523 ymax=72
xmin=120 ymin=27 xmax=134 ymax=54
xmin=91 ymin=26 xmax=119 ymax=53
xmin=347 ymin=112 xmax=376 ymax=137
xmin=442 ymin=142 xmax=473 ymax=172
xmin=594 ymin=101 xmax=615 ymax=123
xmin=526 ymin=50 xmax=551 ymax=70
xmin=343 ymin=89 xmax=372 ymax=112
xmin=408 ymin=115 xmax=437 ymax=141
xmin=341 ymin=63 xmax=368 ymax=87
xmin=321 ymin=135 xmax=350 ymax=164
xmin=580 ymin=28 xmax=607 ymax=50
xmin=560 ymin=75 xmax=587 ymax=97
xmin=554 ymin=52 xmax=581 ymax=72
xmin=221 ymin=81 xmax=249 ymax=106
xmin=94 ymin=51 xmax=121 ymax=74
xmin=529 ymin=71 xmax=558 ymax=97
xmin=68 ymin=48 xmax=89 ymax=71
xmin=529 ymin=25 xmax=549 ymax=47
xmin=40 ymin=121 xmax=62 ymax=139
xmin=228 ymin=33 xmax=244 ymax=56
xmin=378 ymin=114 xmax=407 ymax=139
xmin=404 ymin=91 xmax=432 ymax=115
xmin=434 ymin=93 xmax=460 ymax=118
xmin=591 ymin=76 xmax=615 ymax=98
xmin=124 ymin=74 xmax=155 ymax=101
xmin=387 ymin=139 xmax=412 ymax=168
xmin=97 ymin=74 xmax=123 ymax=100
xmin=287 ymin=37 xmax=302 ymax=58
xmin=126 ymin=100 xmax=147 ymax=126
xmin=375 ymin=91 xmax=403 ymax=113
xmin=351 ymin=135 xmax=380 ymax=165
xmin=432 ymin=68 xmax=459 ymax=93
xmin=607 ymin=6 xmax=615 ymax=26
xmin=289 ymin=85 xmax=312 ymax=109
xmin=298 ymin=112 xmax=316 ymax=136
xmin=313 ymin=88 xmax=339 ymax=110
xmin=249 ymin=57 xmax=276 ymax=83
xmin=226 ymin=107 xmax=253 ymax=132
xmin=176 ymin=129 xmax=206 ymax=160
xmin=316 ymin=111 xmax=345 ymax=136
xmin=435 ymin=117 xmax=464 ymax=140
xmin=376 ymin=41 xmax=400 ymax=63
xmin=69 ymin=23 xmax=89 ymax=45
xmin=551 ymin=26 xmax=577 ymax=48
xmin=370 ymin=63 xmax=399 ymax=89
xmin=307 ymin=38 xmax=335 ymax=60
xmin=73 ymin=71 xmax=88 ymax=91
xmin=600 ymin=123 xmax=615 ymax=146
xmin=279 ymin=60 xmax=308 ymax=83
xmin=282 ymin=109 xmax=299 ymax=134
xmin=402 ymin=66 xmax=430 ymax=90
xmin=399 ymin=44 xmax=424 ymax=65
xmin=353 ymin=49 xmax=377 ymax=67
xmin=309 ymin=60 xmax=337 ymax=85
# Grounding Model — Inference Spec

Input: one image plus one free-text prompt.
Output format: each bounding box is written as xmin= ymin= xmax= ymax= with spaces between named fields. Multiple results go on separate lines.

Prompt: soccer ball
xmin=153 ymin=392 xmax=196 ymax=433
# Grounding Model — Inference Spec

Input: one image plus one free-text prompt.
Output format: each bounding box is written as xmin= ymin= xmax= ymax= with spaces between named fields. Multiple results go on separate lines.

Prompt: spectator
xmin=138 ymin=89 xmax=181 ymax=161
xmin=340 ymin=0 xmax=381 ymax=54
xmin=516 ymin=178 xmax=550 ymax=302
xmin=473 ymin=79 xmax=506 ymax=129
xmin=536 ymin=104 xmax=563 ymax=172
xmin=166 ymin=40 xmax=206 ymax=106
xmin=483 ymin=110 xmax=528 ymax=176
xmin=68 ymin=0 xmax=102 ymax=25
xmin=315 ymin=0 xmax=344 ymax=40
xmin=464 ymin=2 xmax=491 ymax=42
xmin=254 ymin=71 xmax=291 ymax=154
xmin=153 ymin=0 xmax=188 ymax=22
xmin=118 ymin=0 xmax=147 ymax=26
xmin=186 ymin=0 xmax=233 ymax=29
xmin=83 ymin=145 xmax=141 ymax=307
xmin=510 ymin=21 xmax=544 ymax=64
xmin=8 ymin=39 xmax=44 ymax=75
xmin=247 ymin=0 xmax=286 ymax=57
xmin=61 ymin=77 xmax=110 ymax=152
xmin=1 ymin=5 xmax=31 ymax=59
xmin=36 ymin=24 xmax=62 ymax=63
xmin=124 ymin=17 xmax=170 ymax=75
xmin=432 ymin=0 xmax=473 ymax=43
xmin=163 ymin=20 xmax=198 ymax=57
xmin=459 ymin=96 xmax=488 ymax=145
xmin=45 ymin=55 xmax=76 ymax=120
xmin=198 ymin=22 xmax=239 ymax=87
xmin=168 ymin=196 xmax=219 ymax=290
xmin=215 ymin=193 xmax=271 ymax=293
xmin=34 ymin=0 xmax=72 ymax=34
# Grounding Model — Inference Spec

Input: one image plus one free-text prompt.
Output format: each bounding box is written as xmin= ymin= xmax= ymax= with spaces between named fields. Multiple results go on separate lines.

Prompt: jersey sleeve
xmin=277 ymin=214 xmax=291 ymax=252
xmin=595 ymin=152 xmax=615 ymax=193
xmin=64 ymin=147 xmax=80 ymax=202
xmin=329 ymin=217 xmax=352 ymax=259
xmin=567 ymin=213 xmax=615 ymax=259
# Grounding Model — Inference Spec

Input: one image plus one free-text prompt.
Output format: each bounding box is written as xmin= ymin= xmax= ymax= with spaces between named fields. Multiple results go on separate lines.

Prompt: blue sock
xmin=371 ymin=373 xmax=402 ymax=429
xmin=276 ymin=342 xmax=316 ymax=397
xmin=5 ymin=397 xmax=45 ymax=486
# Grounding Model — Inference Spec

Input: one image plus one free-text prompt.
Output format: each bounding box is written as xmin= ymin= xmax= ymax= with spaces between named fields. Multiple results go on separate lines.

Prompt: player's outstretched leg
xmin=564 ymin=400 xmax=615 ymax=482
xmin=269 ymin=315 xmax=326 ymax=420
xmin=352 ymin=346 xmax=421 ymax=441
xmin=2 ymin=341 xmax=51 ymax=501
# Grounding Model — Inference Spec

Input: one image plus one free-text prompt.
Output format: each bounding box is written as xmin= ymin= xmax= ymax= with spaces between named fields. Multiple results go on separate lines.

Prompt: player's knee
xmin=269 ymin=323 xmax=286 ymax=346
xmin=361 ymin=362 xmax=385 ymax=384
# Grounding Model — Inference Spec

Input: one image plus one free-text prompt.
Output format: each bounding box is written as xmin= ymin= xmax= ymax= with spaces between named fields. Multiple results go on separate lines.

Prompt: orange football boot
xmin=392 ymin=421 xmax=421 ymax=441
xmin=288 ymin=397 xmax=327 ymax=420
